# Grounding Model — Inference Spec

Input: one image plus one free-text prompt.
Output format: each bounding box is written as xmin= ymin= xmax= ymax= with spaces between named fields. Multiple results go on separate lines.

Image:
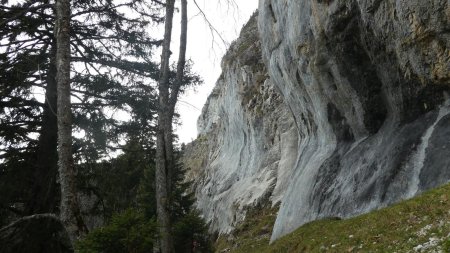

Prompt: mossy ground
xmin=214 ymin=183 xmax=450 ymax=252
xmin=215 ymin=205 xmax=278 ymax=253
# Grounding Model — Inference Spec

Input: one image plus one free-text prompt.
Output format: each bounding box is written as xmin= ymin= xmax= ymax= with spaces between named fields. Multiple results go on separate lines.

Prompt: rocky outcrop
xmin=184 ymin=0 xmax=450 ymax=243
xmin=183 ymin=13 xmax=298 ymax=233
xmin=258 ymin=0 xmax=450 ymax=241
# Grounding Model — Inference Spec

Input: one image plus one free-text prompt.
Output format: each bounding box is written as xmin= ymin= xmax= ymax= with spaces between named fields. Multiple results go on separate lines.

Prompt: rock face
xmin=258 ymin=0 xmax=450 ymax=240
xmin=183 ymin=13 xmax=298 ymax=233
xmin=184 ymin=0 xmax=450 ymax=242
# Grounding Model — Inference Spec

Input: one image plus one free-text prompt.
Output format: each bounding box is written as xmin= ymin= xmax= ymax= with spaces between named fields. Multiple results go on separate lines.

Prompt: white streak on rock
xmin=407 ymin=100 xmax=450 ymax=197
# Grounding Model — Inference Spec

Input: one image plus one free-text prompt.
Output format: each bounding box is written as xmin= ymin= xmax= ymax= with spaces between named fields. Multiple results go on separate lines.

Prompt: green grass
xmin=215 ymin=205 xmax=278 ymax=253
xmin=215 ymin=183 xmax=450 ymax=252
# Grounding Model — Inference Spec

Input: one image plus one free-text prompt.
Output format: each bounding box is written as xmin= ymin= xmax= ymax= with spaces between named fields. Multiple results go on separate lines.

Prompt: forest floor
xmin=215 ymin=183 xmax=450 ymax=253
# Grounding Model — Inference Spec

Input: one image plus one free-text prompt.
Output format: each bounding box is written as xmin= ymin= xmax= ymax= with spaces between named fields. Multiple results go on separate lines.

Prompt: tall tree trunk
xmin=27 ymin=44 xmax=59 ymax=215
xmin=171 ymin=0 xmax=188 ymax=111
xmin=55 ymin=0 xmax=85 ymax=245
xmin=156 ymin=0 xmax=175 ymax=252
xmin=155 ymin=0 xmax=188 ymax=252
xmin=166 ymin=0 xmax=188 ymax=195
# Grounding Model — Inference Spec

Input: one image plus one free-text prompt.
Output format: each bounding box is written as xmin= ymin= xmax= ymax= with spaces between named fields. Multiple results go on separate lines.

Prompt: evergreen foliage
xmin=0 ymin=0 xmax=164 ymax=222
xmin=76 ymin=141 xmax=213 ymax=253
xmin=76 ymin=209 xmax=158 ymax=253
xmin=0 ymin=0 xmax=209 ymax=252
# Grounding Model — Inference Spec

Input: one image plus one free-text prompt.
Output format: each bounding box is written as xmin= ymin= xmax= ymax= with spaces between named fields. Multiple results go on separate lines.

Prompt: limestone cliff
xmin=184 ymin=0 xmax=450 ymax=242
xmin=183 ymin=13 xmax=297 ymax=233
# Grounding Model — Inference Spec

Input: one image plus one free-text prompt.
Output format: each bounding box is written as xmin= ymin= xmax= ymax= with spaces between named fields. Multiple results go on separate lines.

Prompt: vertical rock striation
xmin=184 ymin=0 xmax=450 ymax=243
xmin=183 ymin=13 xmax=298 ymax=234
xmin=258 ymin=0 xmax=450 ymax=241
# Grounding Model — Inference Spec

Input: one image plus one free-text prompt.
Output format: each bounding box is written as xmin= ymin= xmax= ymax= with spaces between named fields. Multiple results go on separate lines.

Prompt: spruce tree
xmin=0 ymin=0 xmax=165 ymax=250
xmin=0 ymin=0 xmax=163 ymax=222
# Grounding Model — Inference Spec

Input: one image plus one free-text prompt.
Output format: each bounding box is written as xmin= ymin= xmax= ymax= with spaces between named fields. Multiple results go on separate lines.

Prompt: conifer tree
xmin=0 ymin=0 xmax=166 ymax=250
xmin=0 ymin=0 xmax=163 ymax=222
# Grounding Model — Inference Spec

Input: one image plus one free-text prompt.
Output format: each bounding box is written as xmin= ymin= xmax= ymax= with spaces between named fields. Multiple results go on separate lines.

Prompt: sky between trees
xmin=175 ymin=0 xmax=258 ymax=144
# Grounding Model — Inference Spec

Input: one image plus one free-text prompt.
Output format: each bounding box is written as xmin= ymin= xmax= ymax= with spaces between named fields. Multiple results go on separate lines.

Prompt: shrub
xmin=76 ymin=208 xmax=157 ymax=253
xmin=173 ymin=211 xmax=214 ymax=253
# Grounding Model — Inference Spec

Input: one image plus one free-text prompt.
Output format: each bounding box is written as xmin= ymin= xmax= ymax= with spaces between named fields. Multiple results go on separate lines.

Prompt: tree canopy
xmin=0 ymin=0 xmax=208 ymax=252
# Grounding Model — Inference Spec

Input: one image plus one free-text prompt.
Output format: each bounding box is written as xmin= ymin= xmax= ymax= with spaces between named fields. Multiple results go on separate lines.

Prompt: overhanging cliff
xmin=183 ymin=13 xmax=297 ymax=234
xmin=184 ymin=0 xmax=450 ymax=242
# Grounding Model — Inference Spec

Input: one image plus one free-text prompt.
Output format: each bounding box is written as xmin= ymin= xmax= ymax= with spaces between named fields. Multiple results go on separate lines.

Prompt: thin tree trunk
xmin=156 ymin=0 xmax=175 ymax=252
xmin=166 ymin=0 xmax=188 ymax=195
xmin=55 ymin=0 xmax=85 ymax=245
xmin=170 ymin=0 xmax=188 ymax=111
xmin=156 ymin=0 xmax=188 ymax=252
xmin=27 ymin=44 xmax=59 ymax=215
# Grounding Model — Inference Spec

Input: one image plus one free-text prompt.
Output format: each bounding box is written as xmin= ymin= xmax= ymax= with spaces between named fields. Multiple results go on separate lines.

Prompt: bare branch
xmin=0 ymin=213 xmax=60 ymax=234
xmin=192 ymin=0 xmax=229 ymax=47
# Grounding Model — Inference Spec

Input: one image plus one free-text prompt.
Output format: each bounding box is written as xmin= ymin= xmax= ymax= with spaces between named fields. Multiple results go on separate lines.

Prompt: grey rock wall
xmin=183 ymin=14 xmax=298 ymax=234
xmin=184 ymin=0 xmax=450 ymax=243
xmin=258 ymin=0 xmax=450 ymax=241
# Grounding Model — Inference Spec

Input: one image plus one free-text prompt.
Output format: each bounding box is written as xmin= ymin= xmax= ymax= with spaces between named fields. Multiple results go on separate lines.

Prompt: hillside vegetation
xmin=216 ymin=183 xmax=450 ymax=252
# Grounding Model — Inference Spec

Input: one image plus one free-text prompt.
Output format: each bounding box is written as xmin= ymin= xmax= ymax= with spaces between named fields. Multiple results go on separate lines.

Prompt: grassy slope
xmin=215 ymin=183 xmax=450 ymax=252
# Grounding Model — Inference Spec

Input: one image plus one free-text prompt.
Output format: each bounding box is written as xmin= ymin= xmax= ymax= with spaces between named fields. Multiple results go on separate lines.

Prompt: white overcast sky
xmin=173 ymin=0 xmax=258 ymax=144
